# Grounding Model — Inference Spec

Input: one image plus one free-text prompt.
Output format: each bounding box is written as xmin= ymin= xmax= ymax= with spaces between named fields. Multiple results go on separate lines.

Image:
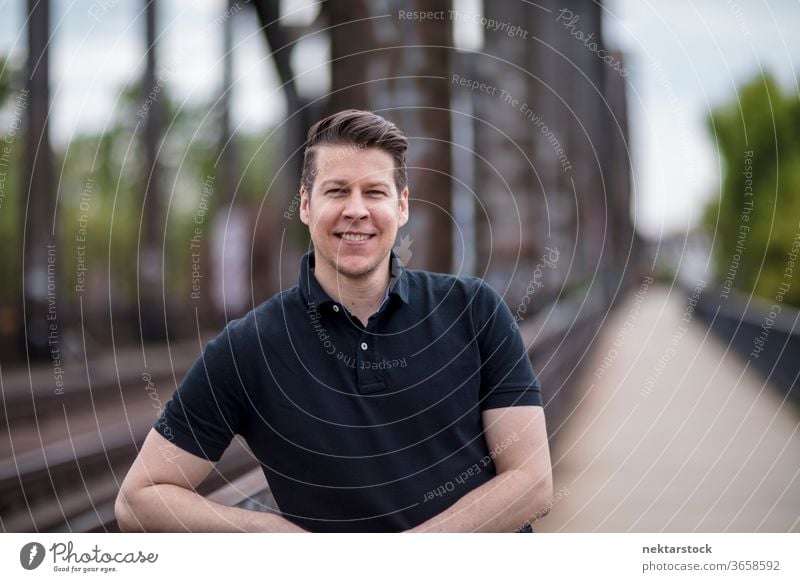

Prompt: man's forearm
xmin=116 ymin=483 xmax=305 ymax=532
xmin=408 ymin=469 xmax=552 ymax=532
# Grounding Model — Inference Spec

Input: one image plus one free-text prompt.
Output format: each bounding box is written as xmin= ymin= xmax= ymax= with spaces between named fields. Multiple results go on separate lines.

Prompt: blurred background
xmin=0 ymin=0 xmax=798 ymax=533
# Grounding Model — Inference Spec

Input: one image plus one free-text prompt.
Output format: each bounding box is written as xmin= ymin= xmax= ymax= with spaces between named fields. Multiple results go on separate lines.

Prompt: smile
xmin=336 ymin=233 xmax=375 ymax=242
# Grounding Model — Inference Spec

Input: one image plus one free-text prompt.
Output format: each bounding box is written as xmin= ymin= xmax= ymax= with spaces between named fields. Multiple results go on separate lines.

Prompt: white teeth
xmin=340 ymin=233 xmax=371 ymax=241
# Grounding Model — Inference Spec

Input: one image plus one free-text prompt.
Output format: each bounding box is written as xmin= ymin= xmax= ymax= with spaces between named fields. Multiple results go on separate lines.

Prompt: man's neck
xmin=313 ymin=254 xmax=391 ymax=326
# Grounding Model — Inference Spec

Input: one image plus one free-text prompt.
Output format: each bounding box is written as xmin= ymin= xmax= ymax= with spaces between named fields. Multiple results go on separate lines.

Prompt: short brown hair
xmin=300 ymin=109 xmax=408 ymax=194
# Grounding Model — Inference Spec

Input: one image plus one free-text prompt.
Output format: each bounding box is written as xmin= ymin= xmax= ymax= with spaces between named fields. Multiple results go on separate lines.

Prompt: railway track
xmin=1 ymin=340 xmax=260 ymax=532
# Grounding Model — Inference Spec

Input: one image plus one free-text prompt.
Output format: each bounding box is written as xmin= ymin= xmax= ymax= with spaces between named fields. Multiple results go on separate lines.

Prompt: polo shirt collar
xmin=299 ymin=250 xmax=410 ymax=307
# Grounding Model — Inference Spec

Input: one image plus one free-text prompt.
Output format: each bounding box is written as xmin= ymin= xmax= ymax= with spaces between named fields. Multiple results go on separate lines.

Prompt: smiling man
xmin=115 ymin=109 xmax=553 ymax=533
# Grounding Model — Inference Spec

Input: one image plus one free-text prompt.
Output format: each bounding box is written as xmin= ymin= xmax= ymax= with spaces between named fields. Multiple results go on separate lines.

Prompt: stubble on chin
xmin=320 ymin=248 xmax=387 ymax=281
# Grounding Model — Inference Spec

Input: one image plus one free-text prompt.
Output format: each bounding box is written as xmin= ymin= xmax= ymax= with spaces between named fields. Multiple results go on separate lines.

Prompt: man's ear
xmin=398 ymin=186 xmax=409 ymax=227
xmin=299 ymin=186 xmax=310 ymax=226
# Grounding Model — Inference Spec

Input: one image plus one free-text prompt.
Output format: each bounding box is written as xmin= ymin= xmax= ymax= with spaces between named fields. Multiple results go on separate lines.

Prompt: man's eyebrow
xmin=320 ymin=179 xmax=391 ymax=188
xmin=320 ymin=179 xmax=348 ymax=187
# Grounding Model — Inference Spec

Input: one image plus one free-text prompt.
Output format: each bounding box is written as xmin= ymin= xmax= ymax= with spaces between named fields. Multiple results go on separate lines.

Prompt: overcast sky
xmin=1 ymin=0 xmax=798 ymax=239
xmin=605 ymin=0 xmax=800 ymax=238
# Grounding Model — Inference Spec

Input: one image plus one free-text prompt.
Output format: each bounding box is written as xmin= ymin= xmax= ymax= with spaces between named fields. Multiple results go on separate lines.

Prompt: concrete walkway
xmin=538 ymin=285 xmax=800 ymax=532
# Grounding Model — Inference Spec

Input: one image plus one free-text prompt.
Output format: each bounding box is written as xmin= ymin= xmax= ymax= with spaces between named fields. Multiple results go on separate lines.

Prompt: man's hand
xmin=115 ymin=430 xmax=306 ymax=532
xmin=407 ymin=406 xmax=552 ymax=532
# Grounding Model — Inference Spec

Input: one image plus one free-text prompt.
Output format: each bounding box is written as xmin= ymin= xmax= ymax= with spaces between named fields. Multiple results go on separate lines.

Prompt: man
xmin=115 ymin=109 xmax=553 ymax=532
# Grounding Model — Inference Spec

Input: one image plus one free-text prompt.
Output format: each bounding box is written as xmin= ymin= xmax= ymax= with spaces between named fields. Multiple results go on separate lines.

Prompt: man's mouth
xmin=335 ymin=232 xmax=376 ymax=242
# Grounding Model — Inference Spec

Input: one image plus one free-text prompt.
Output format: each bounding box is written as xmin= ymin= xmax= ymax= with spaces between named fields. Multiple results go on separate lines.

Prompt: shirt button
xmin=361 ymin=342 xmax=368 ymax=350
xmin=332 ymin=305 xmax=340 ymax=312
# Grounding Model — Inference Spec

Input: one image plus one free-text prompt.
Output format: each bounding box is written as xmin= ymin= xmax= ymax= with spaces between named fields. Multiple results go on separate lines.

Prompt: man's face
xmin=300 ymin=144 xmax=409 ymax=280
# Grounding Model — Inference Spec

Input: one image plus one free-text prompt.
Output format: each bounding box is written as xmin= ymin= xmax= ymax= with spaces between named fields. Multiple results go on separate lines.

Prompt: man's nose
xmin=342 ymin=190 xmax=369 ymax=220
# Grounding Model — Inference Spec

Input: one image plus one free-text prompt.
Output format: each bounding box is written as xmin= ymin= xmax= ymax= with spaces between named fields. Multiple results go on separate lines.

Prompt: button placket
xmin=356 ymin=332 xmax=369 ymax=375
xmin=355 ymin=326 xmax=385 ymax=393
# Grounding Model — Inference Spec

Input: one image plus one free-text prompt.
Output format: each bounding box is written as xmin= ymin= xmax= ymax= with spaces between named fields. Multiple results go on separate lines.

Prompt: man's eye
xmin=326 ymin=188 xmax=345 ymax=195
xmin=367 ymin=190 xmax=386 ymax=196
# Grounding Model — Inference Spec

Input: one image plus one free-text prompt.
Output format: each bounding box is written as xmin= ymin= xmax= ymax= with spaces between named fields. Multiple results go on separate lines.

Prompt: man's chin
xmin=333 ymin=260 xmax=379 ymax=279
xmin=327 ymin=253 xmax=386 ymax=279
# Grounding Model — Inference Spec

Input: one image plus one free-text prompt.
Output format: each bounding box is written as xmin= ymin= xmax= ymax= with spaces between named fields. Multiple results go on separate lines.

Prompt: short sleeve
xmin=474 ymin=281 xmax=543 ymax=410
xmin=154 ymin=327 xmax=245 ymax=461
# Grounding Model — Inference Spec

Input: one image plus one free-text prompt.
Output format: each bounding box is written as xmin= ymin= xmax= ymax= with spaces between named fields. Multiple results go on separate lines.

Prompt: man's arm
xmin=408 ymin=405 xmax=552 ymax=532
xmin=115 ymin=429 xmax=305 ymax=532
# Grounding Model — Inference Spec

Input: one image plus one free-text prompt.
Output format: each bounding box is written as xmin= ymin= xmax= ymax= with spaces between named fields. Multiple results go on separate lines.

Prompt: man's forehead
xmin=313 ymin=145 xmax=395 ymax=182
xmin=314 ymin=144 xmax=394 ymax=166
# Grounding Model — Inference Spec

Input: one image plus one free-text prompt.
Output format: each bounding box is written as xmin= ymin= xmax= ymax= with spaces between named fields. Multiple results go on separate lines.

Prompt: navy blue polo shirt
xmin=155 ymin=251 xmax=542 ymax=532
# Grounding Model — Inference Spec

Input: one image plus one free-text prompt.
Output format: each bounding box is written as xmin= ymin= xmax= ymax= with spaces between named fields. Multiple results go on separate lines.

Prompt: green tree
xmin=63 ymin=85 xmax=283 ymax=311
xmin=1 ymin=64 xmax=281 ymax=345
xmin=705 ymin=72 xmax=800 ymax=307
xmin=0 ymin=55 xmax=24 ymax=303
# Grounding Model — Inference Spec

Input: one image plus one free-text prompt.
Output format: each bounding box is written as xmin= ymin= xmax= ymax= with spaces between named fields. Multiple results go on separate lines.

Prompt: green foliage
xmin=56 ymin=82 xmax=280 ymax=303
xmin=705 ymin=72 xmax=800 ymax=307
xmin=0 ymin=64 xmax=279 ymax=310
xmin=0 ymin=55 xmax=23 ymax=302
xmin=0 ymin=55 xmax=9 ymax=101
